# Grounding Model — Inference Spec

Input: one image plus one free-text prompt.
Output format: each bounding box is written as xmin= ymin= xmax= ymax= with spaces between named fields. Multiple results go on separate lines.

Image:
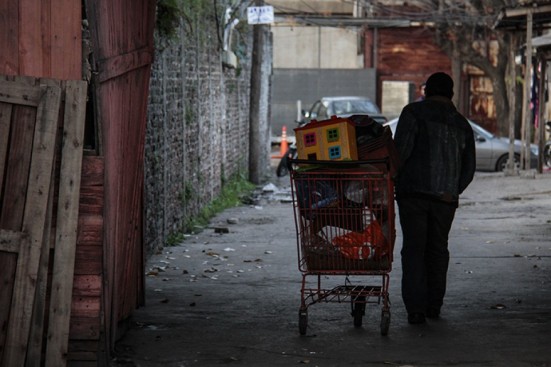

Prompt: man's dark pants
xmin=397 ymin=196 xmax=456 ymax=315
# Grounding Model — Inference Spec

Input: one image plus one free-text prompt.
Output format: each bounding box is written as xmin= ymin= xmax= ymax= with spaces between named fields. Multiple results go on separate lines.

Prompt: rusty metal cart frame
xmin=290 ymin=159 xmax=395 ymax=335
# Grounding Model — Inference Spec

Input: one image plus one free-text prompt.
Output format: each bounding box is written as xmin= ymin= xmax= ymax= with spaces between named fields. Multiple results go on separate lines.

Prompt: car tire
xmin=276 ymin=156 xmax=289 ymax=177
xmin=496 ymin=153 xmax=520 ymax=172
xmin=544 ymin=143 xmax=551 ymax=167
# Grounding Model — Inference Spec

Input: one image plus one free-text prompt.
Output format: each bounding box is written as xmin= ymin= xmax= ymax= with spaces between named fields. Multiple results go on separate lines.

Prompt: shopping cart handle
xmin=289 ymin=158 xmax=391 ymax=171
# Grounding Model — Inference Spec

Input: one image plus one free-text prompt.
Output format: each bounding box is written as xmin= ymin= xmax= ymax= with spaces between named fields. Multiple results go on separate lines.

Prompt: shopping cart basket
xmin=290 ymin=159 xmax=395 ymax=335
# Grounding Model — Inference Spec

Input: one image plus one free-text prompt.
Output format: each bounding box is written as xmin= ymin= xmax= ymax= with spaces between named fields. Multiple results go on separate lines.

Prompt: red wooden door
xmin=85 ymin=0 xmax=156 ymax=349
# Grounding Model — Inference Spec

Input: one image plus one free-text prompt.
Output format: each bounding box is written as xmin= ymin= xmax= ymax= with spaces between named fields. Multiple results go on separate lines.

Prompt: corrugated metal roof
xmin=532 ymin=33 xmax=551 ymax=48
xmin=494 ymin=4 xmax=551 ymax=30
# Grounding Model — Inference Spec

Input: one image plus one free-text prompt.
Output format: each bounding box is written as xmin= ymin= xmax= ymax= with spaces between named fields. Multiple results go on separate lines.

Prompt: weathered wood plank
xmin=0 ymin=100 xmax=15 ymax=361
xmin=72 ymin=275 xmax=102 ymax=297
xmin=70 ymin=296 xmax=101 ymax=319
xmin=0 ymin=102 xmax=12 ymax=189
xmin=26 ymin=175 xmax=54 ymax=367
xmin=69 ymin=316 xmax=100 ymax=340
xmin=98 ymin=47 xmax=153 ymax=83
xmin=40 ymin=0 xmax=53 ymax=77
xmin=3 ymin=82 xmax=61 ymax=367
xmin=0 ymin=253 xmax=16 ymax=364
xmin=105 ymin=70 xmax=148 ymax=335
xmin=81 ymin=155 xmax=104 ymax=187
xmin=67 ymin=340 xmax=99 ymax=355
xmin=50 ymin=0 xmax=81 ymax=80
xmin=19 ymin=0 xmax=43 ymax=76
xmin=25 ymin=109 xmax=62 ymax=366
xmin=45 ymin=80 xmax=87 ymax=367
xmin=27 ymin=80 xmax=62 ymax=367
xmin=67 ymin=360 xmax=98 ymax=367
xmin=76 ymin=215 xmax=103 ymax=246
xmin=74 ymin=245 xmax=102 ymax=275
xmin=0 ymin=106 xmax=37 ymax=229
xmin=0 ymin=83 xmax=43 ymax=106
xmin=0 ymin=230 xmax=25 ymax=364
xmin=0 ymin=229 xmax=25 ymax=253
xmin=3 ymin=235 xmax=32 ymax=365
xmin=78 ymin=186 xmax=104 ymax=216
xmin=78 ymin=157 xmax=105 ymax=222
xmin=67 ymin=339 xmax=99 ymax=362
xmin=0 ymin=0 xmax=19 ymax=75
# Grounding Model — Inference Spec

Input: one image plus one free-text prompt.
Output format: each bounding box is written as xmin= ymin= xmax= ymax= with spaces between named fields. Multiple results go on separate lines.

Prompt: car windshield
xmin=469 ymin=120 xmax=495 ymax=140
xmin=331 ymin=99 xmax=380 ymax=115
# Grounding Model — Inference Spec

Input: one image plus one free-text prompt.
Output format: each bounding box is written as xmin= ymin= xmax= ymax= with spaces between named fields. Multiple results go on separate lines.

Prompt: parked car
xmin=301 ymin=96 xmax=387 ymax=125
xmin=384 ymin=118 xmax=539 ymax=172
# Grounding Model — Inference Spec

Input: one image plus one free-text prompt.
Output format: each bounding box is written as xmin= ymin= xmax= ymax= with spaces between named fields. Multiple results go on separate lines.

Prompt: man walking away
xmin=393 ymin=72 xmax=476 ymax=325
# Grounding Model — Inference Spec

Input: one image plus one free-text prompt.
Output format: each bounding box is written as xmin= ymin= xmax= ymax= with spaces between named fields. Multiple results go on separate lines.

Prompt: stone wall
xmin=144 ymin=15 xmax=252 ymax=254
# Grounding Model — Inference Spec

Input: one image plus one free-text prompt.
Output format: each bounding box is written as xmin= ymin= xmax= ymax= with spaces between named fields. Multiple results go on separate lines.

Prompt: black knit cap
xmin=425 ymin=72 xmax=454 ymax=99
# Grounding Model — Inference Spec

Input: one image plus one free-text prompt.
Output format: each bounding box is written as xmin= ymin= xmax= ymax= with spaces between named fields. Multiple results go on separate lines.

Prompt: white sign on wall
xmin=247 ymin=6 xmax=274 ymax=24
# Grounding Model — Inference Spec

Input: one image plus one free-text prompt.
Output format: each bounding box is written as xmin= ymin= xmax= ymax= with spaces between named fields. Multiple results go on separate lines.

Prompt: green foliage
xmin=166 ymin=173 xmax=255 ymax=246
xmin=156 ymin=0 xmax=212 ymax=40
xmin=184 ymin=0 xmax=210 ymax=16
xmin=166 ymin=232 xmax=186 ymax=246
xmin=156 ymin=0 xmax=184 ymax=39
xmin=226 ymin=80 xmax=237 ymax=93
xmin=179 ymin=184 xmax=194 ymax=204
xmin=190 ymin=172 xmax=254 ymax=227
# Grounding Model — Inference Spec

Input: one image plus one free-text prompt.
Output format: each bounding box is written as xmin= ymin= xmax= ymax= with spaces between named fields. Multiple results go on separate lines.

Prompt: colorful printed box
xmin=295 ymin=116 xmax=358 ymax=161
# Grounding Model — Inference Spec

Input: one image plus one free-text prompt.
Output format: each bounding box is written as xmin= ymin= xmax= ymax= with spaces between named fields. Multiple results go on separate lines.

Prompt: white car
xmin=302 ymin=96 xmax=387 ymax=125
xmin=384 ymin=118 xmax=538 ymax=172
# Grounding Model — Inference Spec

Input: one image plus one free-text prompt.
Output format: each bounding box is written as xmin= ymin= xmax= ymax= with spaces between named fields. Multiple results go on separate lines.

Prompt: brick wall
xmin=144 ymin=20 xmax=252 ymax=254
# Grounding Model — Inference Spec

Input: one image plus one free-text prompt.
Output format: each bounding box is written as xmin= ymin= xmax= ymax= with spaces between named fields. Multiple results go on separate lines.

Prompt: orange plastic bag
xmin=332 ymin=221 xmax=388 ymax=260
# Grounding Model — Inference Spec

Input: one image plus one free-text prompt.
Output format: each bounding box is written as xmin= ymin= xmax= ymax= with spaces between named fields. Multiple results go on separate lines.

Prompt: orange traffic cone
xmin=272 ymin=126 xmax=288 ymax=158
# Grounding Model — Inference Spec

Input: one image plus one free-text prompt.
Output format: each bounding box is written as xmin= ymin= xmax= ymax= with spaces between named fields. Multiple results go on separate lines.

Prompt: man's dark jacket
xmin=393 ymin=95 xmax=476 ymax=204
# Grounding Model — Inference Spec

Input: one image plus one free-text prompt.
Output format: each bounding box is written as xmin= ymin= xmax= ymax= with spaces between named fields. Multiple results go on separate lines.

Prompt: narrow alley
xmin=112 ymin=164 xmax=551 ymax=367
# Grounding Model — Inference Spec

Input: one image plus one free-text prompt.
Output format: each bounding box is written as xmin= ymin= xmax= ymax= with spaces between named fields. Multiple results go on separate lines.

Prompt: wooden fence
xmin=0 ymin=76 xmax=87 ymax=366
xmin=0 ymin=1 xmax=157 ymax=365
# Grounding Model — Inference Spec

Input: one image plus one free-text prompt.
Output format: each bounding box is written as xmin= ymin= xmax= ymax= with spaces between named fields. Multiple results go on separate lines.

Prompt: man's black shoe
xmin=426 ymin=308 xmax=440 ymax=319
xmin=408 ymin=313 xmax=426 ymax=324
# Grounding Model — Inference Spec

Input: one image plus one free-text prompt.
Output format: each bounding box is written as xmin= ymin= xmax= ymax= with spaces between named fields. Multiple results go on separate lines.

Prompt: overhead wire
xmin=266 ymin=0 xmax=511 ymax=28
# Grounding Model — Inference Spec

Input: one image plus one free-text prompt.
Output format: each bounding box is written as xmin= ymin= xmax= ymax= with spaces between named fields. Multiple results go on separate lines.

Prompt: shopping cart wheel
xmin=299 ymin=308 xmax=308 ymax=335
xmin=380 ymin=310 xmax=391 ymax=336
xmin=352 ymin=297 xmax=366 ymax=327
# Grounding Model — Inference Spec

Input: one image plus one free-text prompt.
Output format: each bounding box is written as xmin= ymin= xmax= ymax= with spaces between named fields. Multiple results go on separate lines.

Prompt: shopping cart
xmin=290 ymin=159 xmax=395 ymax=336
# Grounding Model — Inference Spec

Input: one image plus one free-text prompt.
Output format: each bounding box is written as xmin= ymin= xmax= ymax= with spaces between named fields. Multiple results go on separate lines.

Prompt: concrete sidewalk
xmin=113 ymin=171 xmax=551 ymax=367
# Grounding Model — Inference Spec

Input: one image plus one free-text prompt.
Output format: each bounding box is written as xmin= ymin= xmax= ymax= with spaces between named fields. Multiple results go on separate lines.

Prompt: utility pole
xmin=537 ymin=59 xmax=546 ymax=173
xmin=248 ymin=0 xmax=269 ymax=184
xmin=522 ymin=8 xmax=533 ymax=171
xmin=506 ymin=35 xmax=518 ymax=175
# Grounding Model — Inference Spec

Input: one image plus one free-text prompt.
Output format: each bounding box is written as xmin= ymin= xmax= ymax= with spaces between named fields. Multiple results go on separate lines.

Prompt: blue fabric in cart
xmin=295 ymin=179 xmax=338 ymax=218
